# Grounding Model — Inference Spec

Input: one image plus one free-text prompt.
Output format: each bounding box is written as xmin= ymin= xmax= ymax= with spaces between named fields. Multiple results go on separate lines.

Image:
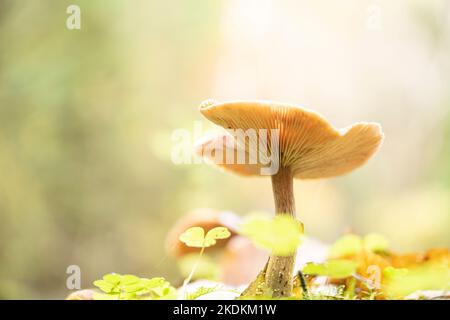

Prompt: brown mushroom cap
xmin=197 ymin=100 xmax=384 ymax=179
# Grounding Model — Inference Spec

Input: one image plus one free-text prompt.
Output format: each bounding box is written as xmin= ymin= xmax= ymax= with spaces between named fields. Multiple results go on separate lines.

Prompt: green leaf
xmin=151 ymin=283 xmax=177 ymax=300
xmin=93 ymin=280 xmax=117 ymax=293
xmin=204 ymin=227 xmax=231 ymax=247
xmin=179 ymin=227 xmax=205 ymax=248
xmin=122 ymin=283 xmax=145 ymax=293
xmin=92 ymin=273 xmax=177 ymax=300
xmin=383 ymin=266 xmax=409 ymax=280
xmin=120 ymin=274 xmax=140 ymax=285
xmin=179 ymin=226 xmax=231 ymax=248
xmin=383 ymin=264 xmax=450 ymax=298
xmin=303 ymin=260 xmax=358 ymax=279
xmin=103 ymin=273 xmax=121 ymax=285
xmin=141 ymin=277 xmax=166 ymax=289
xmin=363 ymin=233 xmax=389 ymax=252
xmin=329 ymin=234 xmax=363 ymax=258
xmin=239 ymin=215 xmax=303 ymax=256
xmin=186 ymin=286 xmax=219 ymax=300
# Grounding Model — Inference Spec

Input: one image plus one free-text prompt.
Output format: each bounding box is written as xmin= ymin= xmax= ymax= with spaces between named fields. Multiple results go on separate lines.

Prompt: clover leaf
xmin=93 ymin=273 xmax=121 ymax=294
xmin=204 ymin=227 xmax=231 ymax=247
xmin=179 ymin=227 xmax=205 ymax=248
xmin=179 ymin=226 xmax=231 ymax=248
xmin=238 ymin=215 xmax=303 ymax=256
xmin=302 ymin=260 xmax=358 ymax=279
xmin=93 ymin=273 xmax=176 ymax=300
xmin=178 ymin=226 xmax=230 ymax=297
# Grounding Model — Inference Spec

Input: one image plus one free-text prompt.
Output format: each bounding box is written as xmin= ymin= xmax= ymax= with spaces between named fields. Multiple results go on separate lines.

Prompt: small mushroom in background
xmin=195 ymin=100 xmax=384 ymax=297
xmin=165 ymin=208 xmax=251 ymax=285
xmin=165 ymin=208 xmax=259 ymax=287
xmin=165 ymin=208 xmax=240 ymax=258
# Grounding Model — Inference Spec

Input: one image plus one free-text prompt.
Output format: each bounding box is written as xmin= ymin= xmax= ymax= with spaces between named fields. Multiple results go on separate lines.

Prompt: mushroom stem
xmin=266 ymin=166 xmax=297 ymax=297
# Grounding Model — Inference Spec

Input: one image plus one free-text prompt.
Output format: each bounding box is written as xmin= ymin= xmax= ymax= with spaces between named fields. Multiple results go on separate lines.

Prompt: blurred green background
xmin=0 ymin=0 xmax=449 ymax=298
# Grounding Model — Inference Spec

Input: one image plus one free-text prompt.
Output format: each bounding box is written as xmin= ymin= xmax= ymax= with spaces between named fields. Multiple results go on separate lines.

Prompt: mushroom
xmin=195 ymin=100 xmax=384 ymax=297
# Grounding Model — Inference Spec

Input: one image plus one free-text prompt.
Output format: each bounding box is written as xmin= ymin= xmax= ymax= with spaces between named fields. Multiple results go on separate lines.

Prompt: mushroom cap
xmin=197 ymin=100 xmax=384 ymax=179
